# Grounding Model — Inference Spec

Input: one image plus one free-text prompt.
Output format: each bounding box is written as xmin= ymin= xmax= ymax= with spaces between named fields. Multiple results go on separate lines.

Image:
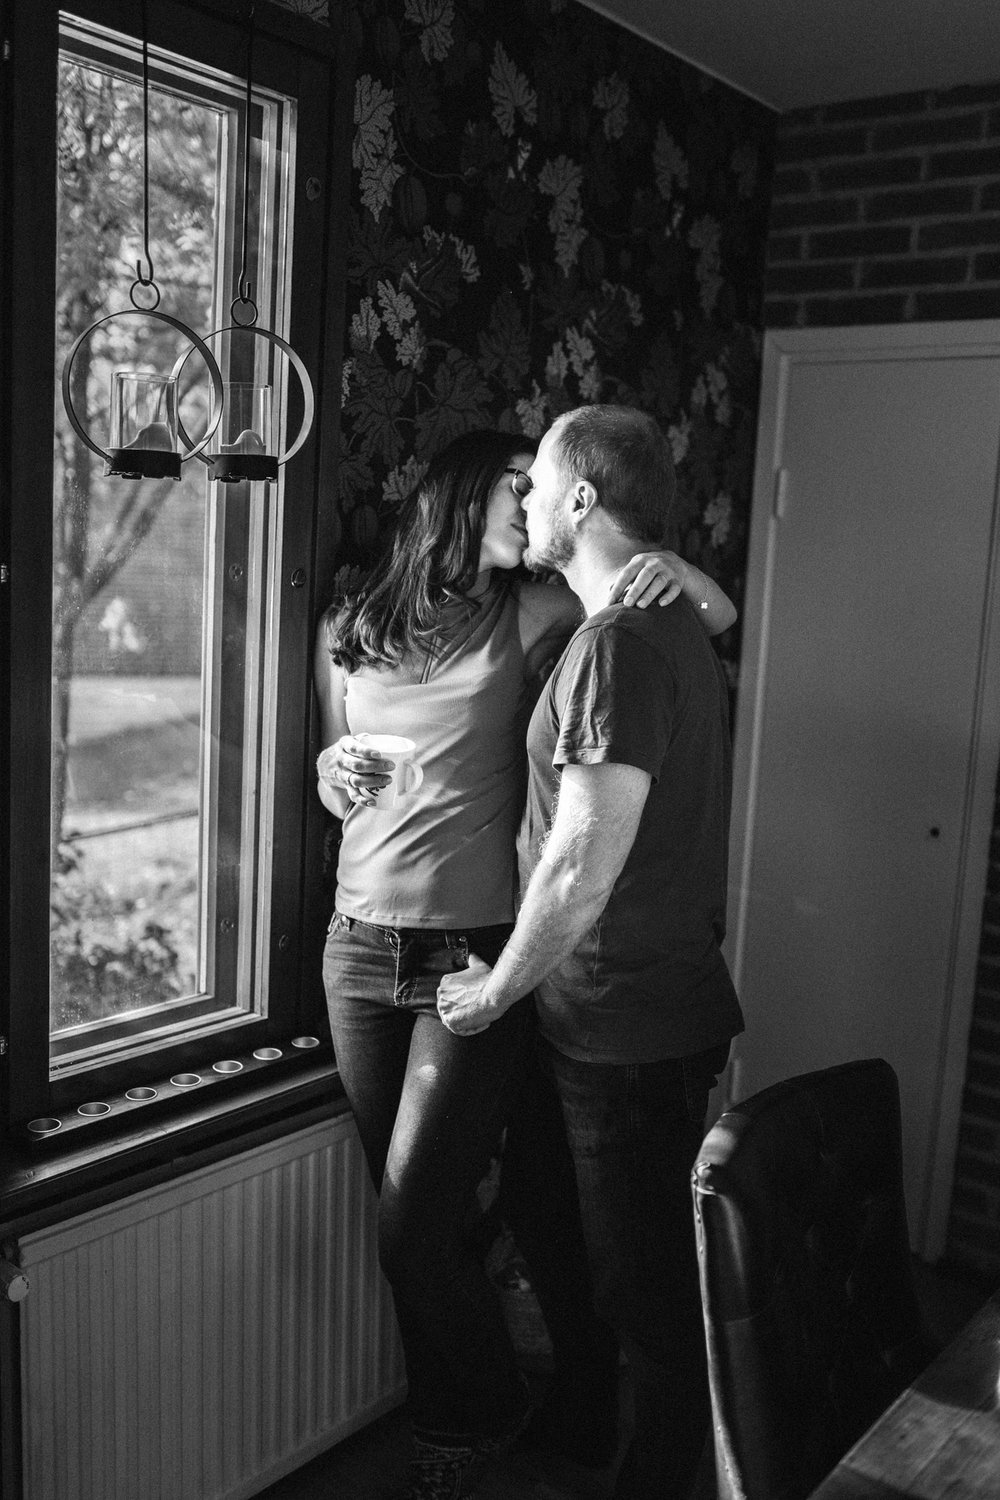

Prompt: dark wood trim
xmin=6 ymin=0 xmax=59 ymax=1129
xmin=0 ymin=0 xmax=15 ymax=1173
xmin=197 ymin=0 xmax=342 ymax=58
xmin=0 ymin=1058 xmax=348 ymax=1235
xmin=0 ymin=5 xmax=22 ymax=1486
xmin=53 ymin=0 xmax=340 ymax=60
xmin=301 ymin=0 xmax=360 ymax=988
xmin=312 ymin=0 xmax=359 ymax=608
xmin=266 ymin=39 xmax=336 ymax=1037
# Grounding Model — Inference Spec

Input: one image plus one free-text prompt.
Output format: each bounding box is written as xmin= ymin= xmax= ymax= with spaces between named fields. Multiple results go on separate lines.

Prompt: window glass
xmin=50 ymin=18 xmax=294 ymax=1072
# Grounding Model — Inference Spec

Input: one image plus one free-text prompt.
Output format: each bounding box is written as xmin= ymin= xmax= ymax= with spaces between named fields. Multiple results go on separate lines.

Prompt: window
xmin=3 ymin=2 xmax=340 ymax=1140
xmin=52 ymin=17 xmax=296 ymax=1069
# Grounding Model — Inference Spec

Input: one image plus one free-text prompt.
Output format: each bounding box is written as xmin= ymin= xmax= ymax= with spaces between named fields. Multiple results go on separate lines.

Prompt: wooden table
xmin=808 ymin=1290 xmax=1000 ymax=1499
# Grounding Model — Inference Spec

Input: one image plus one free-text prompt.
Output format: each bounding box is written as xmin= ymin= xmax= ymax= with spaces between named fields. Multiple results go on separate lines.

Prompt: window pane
xmin=50 ymin=22 xmax=292 ymax=1069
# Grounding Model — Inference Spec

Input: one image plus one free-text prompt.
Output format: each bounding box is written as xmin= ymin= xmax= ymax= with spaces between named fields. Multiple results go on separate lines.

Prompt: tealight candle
xmin=220 ymin=428 xmax=267 ymax=454
xmin=123 ymin=420 xmax=175 ymax=451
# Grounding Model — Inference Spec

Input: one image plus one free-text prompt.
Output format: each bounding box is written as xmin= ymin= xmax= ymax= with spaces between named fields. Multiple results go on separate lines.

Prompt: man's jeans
xmin=323 ymin=913 xmax=530 ymax=1444
xmin=547 ymin=1039 xmax=732 ymax=1500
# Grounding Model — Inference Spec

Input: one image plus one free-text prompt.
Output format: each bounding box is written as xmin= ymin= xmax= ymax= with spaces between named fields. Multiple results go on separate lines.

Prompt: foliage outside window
xmin=52 ymin=47 xmax=220 ymax=1039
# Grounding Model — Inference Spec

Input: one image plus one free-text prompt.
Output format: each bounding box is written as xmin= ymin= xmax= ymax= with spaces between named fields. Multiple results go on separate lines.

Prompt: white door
xmin=728 ymin=323 xmax=1000 ymax=1258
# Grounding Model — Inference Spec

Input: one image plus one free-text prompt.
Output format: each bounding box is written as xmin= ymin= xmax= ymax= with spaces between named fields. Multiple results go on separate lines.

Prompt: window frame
xmin=1 ymin=0 xmax=346 ymax=1144
xmin=49 ymin=27 xmax=294 ymax=1066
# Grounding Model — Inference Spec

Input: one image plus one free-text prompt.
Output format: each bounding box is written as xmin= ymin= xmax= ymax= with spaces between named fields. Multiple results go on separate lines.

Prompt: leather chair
xmin=691 ymin=1057 xmax=935 ymax=1500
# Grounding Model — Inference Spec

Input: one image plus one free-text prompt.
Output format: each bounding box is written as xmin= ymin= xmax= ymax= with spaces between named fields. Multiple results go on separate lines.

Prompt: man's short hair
xmin=552 ymin=404 xmax=676 ymax=546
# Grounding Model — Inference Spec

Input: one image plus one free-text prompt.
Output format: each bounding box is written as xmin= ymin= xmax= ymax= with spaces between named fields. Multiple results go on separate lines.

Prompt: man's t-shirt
xmin=518 ymin=597 xmax=744 ymax=1064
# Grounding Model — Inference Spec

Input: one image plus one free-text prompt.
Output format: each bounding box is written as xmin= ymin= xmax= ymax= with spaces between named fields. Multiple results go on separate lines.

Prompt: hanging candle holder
xmin=173 ymin=294 xmax=315 ymax=485
xmin=62 ymin=303 xmax=225 ymax=480
xmin=175 ymin=2 xmax=313 ymax=485
xmin=59 ymin=5 xmax=225 ymax=480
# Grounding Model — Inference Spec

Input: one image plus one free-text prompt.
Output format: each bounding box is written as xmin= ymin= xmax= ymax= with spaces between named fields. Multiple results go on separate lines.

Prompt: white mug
xmin=354 ymin=733 xmax=423 ymax=809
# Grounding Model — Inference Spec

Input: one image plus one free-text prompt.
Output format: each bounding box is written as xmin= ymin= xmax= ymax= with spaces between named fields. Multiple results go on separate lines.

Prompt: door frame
xmin=728 ymin=320 xmax=1000 ymax=1260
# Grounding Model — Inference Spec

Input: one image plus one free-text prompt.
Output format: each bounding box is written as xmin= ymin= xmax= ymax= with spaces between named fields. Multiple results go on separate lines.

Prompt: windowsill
xmin=0 ymin=1055 xmax=350 ymax=1238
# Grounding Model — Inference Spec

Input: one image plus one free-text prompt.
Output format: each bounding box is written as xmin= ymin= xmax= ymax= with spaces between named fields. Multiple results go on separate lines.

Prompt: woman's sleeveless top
xmin=335 ymin=583 xmax=531 ymax=927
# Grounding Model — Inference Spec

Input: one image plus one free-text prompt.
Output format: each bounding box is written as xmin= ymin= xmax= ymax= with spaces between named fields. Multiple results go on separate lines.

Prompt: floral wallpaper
xmin=272 ymin=0 xmax=776 ymax=678
xmin=272 ymin=0 xmax=331 ymax=18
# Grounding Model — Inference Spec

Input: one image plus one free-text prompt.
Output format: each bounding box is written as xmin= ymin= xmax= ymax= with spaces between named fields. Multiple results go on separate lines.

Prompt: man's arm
xmin=437 ymin=760 xmax=652 ymax=1035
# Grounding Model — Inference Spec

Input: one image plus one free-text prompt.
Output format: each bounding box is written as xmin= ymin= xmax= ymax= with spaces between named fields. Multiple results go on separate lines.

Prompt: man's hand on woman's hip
xmin=437 ymin=953 xmax=508 ymax=1035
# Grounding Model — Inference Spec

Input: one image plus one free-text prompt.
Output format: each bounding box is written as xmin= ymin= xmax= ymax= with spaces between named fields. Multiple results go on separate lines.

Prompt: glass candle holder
xmin=107 ymin=371 xmax=181 ymax=480
xmin=209 ymin=382 xmax=278 ymax=483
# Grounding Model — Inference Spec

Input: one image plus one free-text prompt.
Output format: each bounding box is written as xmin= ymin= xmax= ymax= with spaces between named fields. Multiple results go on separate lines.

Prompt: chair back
xmin=692 ymin=1057 xmax=932 ymax=1500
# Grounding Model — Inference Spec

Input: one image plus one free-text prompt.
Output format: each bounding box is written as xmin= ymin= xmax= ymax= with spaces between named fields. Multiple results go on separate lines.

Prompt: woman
xmin=314 ymin=429 xmax=735 ymax=1500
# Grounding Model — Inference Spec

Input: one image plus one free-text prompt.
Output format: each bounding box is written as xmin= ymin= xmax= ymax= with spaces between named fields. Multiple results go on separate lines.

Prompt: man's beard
xmin=525 ymin=507 xmax=575 ymax=573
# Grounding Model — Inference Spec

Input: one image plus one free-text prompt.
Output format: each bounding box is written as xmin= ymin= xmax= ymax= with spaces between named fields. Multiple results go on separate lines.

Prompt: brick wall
xmin=766 ymin=84 xmax=1000 ymax=327
xmin=763 ymin=84 xmax=1000 ymax=1277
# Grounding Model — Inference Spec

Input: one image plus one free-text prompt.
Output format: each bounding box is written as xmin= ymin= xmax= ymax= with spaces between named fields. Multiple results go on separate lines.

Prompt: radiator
xmin=16 ymin=1115 xmax=406 ymax=1500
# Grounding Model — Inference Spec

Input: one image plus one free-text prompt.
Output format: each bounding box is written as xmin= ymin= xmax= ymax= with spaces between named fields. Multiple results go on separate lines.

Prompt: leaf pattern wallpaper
xmin=272 ymin=0 xmax=776 ymax=679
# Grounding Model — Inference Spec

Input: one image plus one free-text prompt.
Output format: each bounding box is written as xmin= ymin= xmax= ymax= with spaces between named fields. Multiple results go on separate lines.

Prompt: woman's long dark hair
xmin=326 ymin=429 xmax=536 ymax=672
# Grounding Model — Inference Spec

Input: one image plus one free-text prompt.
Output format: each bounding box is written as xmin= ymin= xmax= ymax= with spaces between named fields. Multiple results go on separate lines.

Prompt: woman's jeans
xmin=323 ymin=912 xmax=531 ymax=1444
xmin=546 ymin=1040 xmax=732 ymax=1500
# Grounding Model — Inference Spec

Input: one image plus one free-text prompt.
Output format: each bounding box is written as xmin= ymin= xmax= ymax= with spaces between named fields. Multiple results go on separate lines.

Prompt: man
xmin=437 ymin=403 xmax=744 ymax=1499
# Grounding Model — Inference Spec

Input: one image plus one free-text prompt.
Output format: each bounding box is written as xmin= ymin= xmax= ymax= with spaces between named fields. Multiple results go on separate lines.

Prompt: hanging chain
xmin=130 ymin=0 xmax=160 ymax=309
xmin=231 ymin=2 xmax=259 ymax=327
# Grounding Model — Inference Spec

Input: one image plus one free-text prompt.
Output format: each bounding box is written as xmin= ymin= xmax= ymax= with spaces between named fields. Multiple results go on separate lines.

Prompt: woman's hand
xmin=317 ymin=735 xmax=394 ymax=809
xmin=609 ymin=551 xmax=737 ymax=636
xmin=609 ymin=550 xmax=686 ymax=608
